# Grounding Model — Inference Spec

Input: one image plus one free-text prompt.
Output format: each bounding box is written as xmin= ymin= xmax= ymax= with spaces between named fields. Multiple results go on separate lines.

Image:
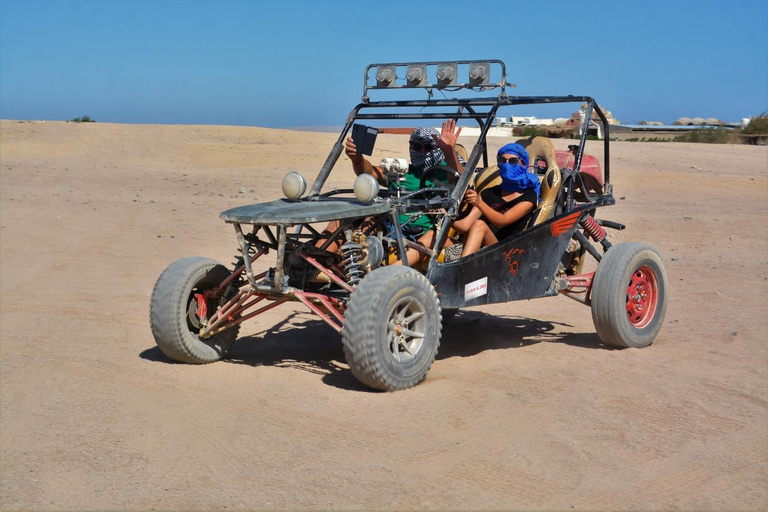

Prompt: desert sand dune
xmin=1 ymin=120 xmax=766 ymax=509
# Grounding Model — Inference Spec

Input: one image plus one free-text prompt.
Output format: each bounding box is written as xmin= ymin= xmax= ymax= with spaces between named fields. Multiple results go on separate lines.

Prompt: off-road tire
xmin=342 ymin=266 xmax=441 ymax=391
xmin=150 ymin=257 xmax=240 ymax=363
xmin=591 ymin=243 xmax=668 ymax=348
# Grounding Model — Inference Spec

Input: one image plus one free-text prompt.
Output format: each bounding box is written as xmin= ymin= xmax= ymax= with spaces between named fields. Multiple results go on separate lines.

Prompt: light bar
xmin=363 ymin=60 xmax=508 ymax=99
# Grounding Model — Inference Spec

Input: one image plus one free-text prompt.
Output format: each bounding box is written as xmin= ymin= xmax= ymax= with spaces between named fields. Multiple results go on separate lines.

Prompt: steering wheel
xmin=419 ymin=165 xmax=472 ymax=220
xmin=419 ymin=164 xmax=460 ymax=191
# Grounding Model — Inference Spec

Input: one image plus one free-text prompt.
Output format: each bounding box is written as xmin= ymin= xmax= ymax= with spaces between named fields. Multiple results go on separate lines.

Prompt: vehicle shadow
xmin=140 ymin=309 xmax=616 ymax=391
xmin=437 ymin=310 xmax=617 ymax=359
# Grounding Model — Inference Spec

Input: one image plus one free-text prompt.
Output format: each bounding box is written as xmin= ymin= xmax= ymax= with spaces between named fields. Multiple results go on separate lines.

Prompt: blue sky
xmin=1 ymin=0 xmax=766 ymax=127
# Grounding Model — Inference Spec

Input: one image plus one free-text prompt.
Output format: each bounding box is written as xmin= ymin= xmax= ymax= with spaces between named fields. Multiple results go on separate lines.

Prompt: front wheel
xmin=591 ymin=243 xmax=668 ymax=348
xmin=342 ymin=266 xmax=442 ymax=391
xmin=150 ymin=257 xmax=240 ymax=363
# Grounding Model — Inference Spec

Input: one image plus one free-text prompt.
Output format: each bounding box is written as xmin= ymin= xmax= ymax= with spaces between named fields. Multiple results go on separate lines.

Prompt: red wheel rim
xmin=626 ymin=265 xmax=658 ymax=329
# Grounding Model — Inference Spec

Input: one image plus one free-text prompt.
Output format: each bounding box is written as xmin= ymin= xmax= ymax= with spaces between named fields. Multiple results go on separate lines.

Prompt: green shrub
xmin=743 ymin=112 xmax=768 ymax=135
xmin=672 ymin=128 xmax=734 ymax=144
xmin=70 ymin=115 xmax=95 ymax=123
xmin=519 ymin=126 xmax=542 ymax=137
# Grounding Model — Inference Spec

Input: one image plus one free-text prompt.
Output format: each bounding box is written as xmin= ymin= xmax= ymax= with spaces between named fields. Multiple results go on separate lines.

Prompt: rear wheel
xmin=591 ymin=243 xmax=668 ymax=348
xmin=343 ymin=266 xmax=441 ymax=391
xmin=150 ymin=257 xmax=239 ymax=363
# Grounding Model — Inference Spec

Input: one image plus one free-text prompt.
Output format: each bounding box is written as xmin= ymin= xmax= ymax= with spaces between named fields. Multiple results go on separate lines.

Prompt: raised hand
xmin=432 ymin=119 xmax=462 ymax=151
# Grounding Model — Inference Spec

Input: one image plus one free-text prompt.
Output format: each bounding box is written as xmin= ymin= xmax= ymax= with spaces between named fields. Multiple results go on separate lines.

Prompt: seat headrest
xmin=546 ymin=171 xmax=558 ymax=188
xmin=455 ymin=143 xmax=468 ymax=164
xmin=517 ymin=136 xmax=559 ymax=174
xmin=474 ymin=165 xmax=500 ymax=193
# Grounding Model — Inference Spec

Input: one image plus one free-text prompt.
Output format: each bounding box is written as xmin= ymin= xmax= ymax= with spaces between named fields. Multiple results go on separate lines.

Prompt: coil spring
xmin=340 ymin=238 xmax=364 ymax=286
xmin=580 ymin=215 xmax=606 ymax=242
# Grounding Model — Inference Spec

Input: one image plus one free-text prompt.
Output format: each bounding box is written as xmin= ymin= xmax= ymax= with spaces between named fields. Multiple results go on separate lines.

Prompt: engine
xmin=285 ymin=229 xmax=385 ymax=293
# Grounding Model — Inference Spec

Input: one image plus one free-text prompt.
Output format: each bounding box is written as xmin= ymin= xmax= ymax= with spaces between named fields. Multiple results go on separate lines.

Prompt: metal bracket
xmin=234 ymin=223 xmax=259 ymax=289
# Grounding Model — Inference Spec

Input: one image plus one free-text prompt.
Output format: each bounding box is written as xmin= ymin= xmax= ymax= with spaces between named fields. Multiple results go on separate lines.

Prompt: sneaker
xmin=443 ymin=244 xmax=463 ymax=262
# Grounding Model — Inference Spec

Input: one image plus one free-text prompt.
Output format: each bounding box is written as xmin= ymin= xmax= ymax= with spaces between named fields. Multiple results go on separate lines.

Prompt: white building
xmin=506 ymin=116 xmax=554 ymax=126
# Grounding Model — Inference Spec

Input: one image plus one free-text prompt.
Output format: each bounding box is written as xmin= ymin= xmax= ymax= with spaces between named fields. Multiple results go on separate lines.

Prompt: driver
xmin=346 ymin=121 xmax=463 ymax=238
xmin=318 ymin=121 xmax=464 ymax=251
xmin=347 ymin=121 xmax=464 ymax=191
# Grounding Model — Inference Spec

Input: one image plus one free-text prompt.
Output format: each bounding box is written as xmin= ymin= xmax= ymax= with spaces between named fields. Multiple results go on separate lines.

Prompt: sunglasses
xmin=497 ymin=156 xmax=522 ymax=165
xmin=410 ymin=142 xmax=438 ymax=151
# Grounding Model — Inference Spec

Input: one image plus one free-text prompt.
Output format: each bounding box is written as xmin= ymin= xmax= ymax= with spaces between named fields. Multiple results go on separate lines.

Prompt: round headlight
xmin=282 ymin=171 xmax=307 ymax=200
xmin=353 ymin=173 xmax=379 ymax=204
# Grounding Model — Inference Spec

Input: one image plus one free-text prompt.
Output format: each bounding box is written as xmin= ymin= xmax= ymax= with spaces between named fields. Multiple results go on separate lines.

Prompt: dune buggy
xmin=150 ymin=60 xmax=668 ymax=391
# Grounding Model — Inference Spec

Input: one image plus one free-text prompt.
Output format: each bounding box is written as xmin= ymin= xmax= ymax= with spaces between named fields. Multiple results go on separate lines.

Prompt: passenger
xmin=401 ymin=143 xmax=539 ymax=265
xmin=460 ymin=143 xmax=539 ymax=257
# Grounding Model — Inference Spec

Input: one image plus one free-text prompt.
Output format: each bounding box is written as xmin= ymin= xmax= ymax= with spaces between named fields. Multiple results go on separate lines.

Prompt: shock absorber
xmin=580 ymin=214 xmax=606 ymax=243
xmin=580 ymin=214 xmax=612 ymax=252
xmin=340 ymin=230 xmax=364 ymax=286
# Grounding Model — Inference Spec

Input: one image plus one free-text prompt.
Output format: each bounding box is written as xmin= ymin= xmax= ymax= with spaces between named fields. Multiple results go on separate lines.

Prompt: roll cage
xmin=306 ymin=60 xmax=615 ymax=271
xmin=211 ymin=59 xmax=620 ymax=334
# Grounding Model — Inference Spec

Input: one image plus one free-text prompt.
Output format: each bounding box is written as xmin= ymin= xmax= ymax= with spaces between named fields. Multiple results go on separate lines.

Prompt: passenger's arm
xmin=466 ymin=190 xmax=535 ymax=229
xmin=478 ymin=200 xmax=534 ymax=229
xmin=451 ymin=206 xmax=483 ymax=233
xmin=345 ymin=137 xmax=385 ymax=183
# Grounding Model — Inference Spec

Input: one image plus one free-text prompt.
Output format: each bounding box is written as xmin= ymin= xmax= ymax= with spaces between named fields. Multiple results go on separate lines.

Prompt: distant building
xmin=639 ymin=120 xmax=664 ymax=126
xmin=509 ymin=116 xmax=554 ymax=126
xmin=495 ymin=116 xmax=554 ymax=126
xmin=673 ymin=116 xmax=724 ymax=126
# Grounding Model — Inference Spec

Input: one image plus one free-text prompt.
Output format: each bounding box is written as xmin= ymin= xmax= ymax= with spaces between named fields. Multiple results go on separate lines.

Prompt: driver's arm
xmin=345 ymin=137 xmax=386 ymax=184
xmin=442 ymin=147 xmax=464 ymax=176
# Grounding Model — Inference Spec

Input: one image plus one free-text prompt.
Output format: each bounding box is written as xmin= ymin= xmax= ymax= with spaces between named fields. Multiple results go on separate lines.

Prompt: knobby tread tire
xmin=591 ymin=242 xmax=668 ymax=348
xmin=342 ymin=266 xmax=442 ymax=391
xmin=150 ymin=257 xmax=239 ymax=364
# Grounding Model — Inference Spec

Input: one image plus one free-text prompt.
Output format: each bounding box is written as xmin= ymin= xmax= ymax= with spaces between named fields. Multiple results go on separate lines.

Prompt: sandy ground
xmin=1 ymin=120 xmax=766 ymax=510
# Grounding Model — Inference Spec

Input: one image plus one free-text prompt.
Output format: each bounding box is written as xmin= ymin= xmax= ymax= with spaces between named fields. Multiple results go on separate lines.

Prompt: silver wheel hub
xmin=387 ymin=296 xmax=427 ymax=364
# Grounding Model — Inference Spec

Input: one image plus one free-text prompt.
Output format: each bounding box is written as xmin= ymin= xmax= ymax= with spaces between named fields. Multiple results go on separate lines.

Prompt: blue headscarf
xmin=497 ymin=143 xmax=540 ymax=201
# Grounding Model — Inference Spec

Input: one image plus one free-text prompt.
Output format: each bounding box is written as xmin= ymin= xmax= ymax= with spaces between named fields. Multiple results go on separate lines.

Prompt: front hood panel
xmin=220 ymin=198 xmax=392 ymax=225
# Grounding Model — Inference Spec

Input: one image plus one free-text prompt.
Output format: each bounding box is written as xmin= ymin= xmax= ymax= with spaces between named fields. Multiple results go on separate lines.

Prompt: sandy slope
xmin=1 ymin=120 xmax=766 ymax=510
